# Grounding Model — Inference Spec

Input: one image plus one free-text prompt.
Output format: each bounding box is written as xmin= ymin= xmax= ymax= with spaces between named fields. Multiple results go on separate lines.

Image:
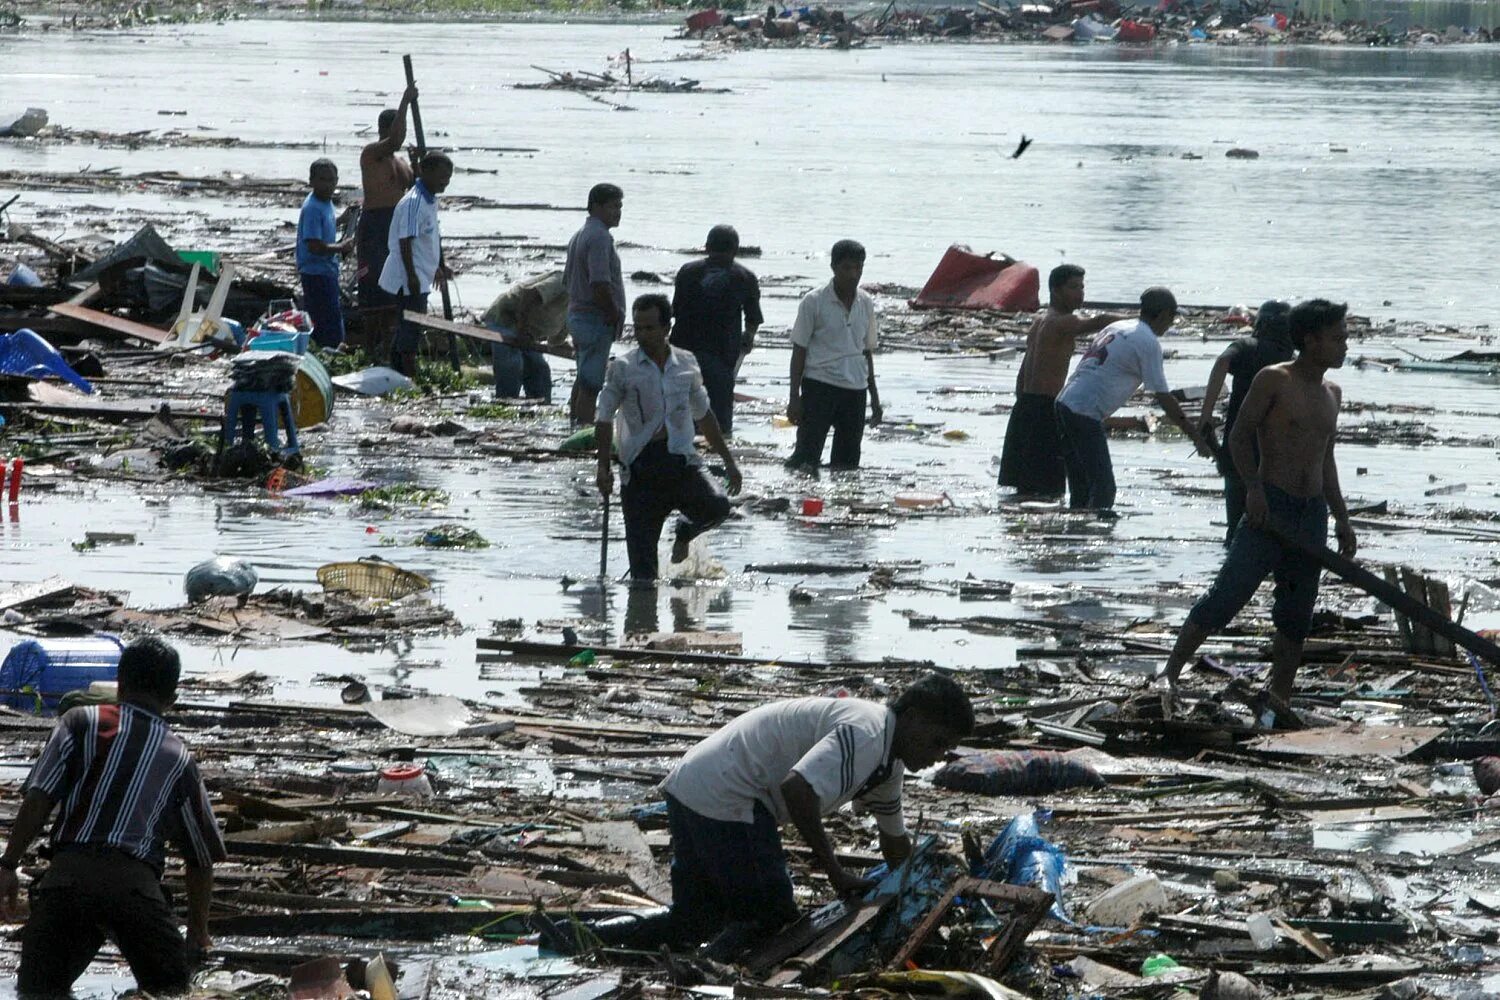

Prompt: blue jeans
xmin=488 ymin=326 xmax=551 ymax=401
xmin=568 ymin=309 xmax=614 ymax=392
xmin=1187 ymin=483 xmax=1328 ymax=642
xmin=299 ymin=272 xmax=344 ymax=349
xmin=1055 ymin=402 xmax=1115 ymax=510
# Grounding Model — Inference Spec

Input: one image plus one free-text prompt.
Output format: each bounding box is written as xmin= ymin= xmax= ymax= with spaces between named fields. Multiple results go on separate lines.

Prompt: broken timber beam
xmin=476 ymin=636 xmax=935 ymax=673
xmin=401 ymin=311 xmax=576 ymax=361
xmin=48 ymin=303 xmax=170 ymax=344
xmin=1267 ymin=522 xmax=1500 ymax=666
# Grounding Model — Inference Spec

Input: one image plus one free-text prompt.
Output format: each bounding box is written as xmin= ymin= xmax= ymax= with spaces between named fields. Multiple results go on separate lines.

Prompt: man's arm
xmin=0 ymin=789 xmax=56 ymax=917
xmin=399 ymin=237 xmax=420 ymax=296
xmin=865 ymin=351 xmax=883 ymax=425
xmin=185 ymin=864 xmax=214 ymax=950
xmin=788 ymin=345 xmax=808 ymax=424
xmin=1154 ymin=392 xmax=1210 ymax=457
xmin=1199 ymin=349 xmax=1234 ymax=433
xmin=1323 ymin=386 xmax=1356 ymax=557
xmin=595 ymin=422 xmax=614 ymax=498
xmin=1228 ymin=371 xmax=1277 ymax=527
xmin=371 ymin=85 xmax=416 ymax=157
xmin=781 ymin=773 xmax=876 ymax=895
xmin=696 ymin=411 xmax=742 ymax=495
xmin=590 ymin=282 xmax=619 ymax=328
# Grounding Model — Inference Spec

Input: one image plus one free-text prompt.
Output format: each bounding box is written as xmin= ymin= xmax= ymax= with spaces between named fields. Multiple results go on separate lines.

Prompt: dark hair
xmin=420 ymin=151 xmax=453 ymax=172
xmin=377 ymin=108 xmax=398 ymax=135
xmin=633 ymin=293 xmax=672 ymax=327
xmin=1139 ymin=286 xmax=1177 ymax=321
xmin=706 ymin=224 xmax=739 ymax=255
xmin=1049 ymin=263 xmax=1085 ymax=294
xmin=117 ymin=636 xmax=181 ymax=704
xmin=588 ymin=183 xmax=624 ymax=209
xmin=831 ymin=239 xmax=866 ymax=267
xmin=1289 ymin=298 xmax=1347 ymax=351
xmin=309 ymin=157 xmax=338 ymax=180
xmin=890 ymin=672 xmax=974 ymax=737
xmin=1255 ymin=299 xmax=1292 ymax=341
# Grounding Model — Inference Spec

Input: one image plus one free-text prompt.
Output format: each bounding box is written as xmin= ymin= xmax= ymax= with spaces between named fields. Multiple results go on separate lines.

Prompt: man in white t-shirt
xmin=534 ymin=673 xmax=973 ymax=960
xmin=378 ymin=152 xmax=454 ymax=378
xmin=1054 ymin=287 xmax=1210 ymax=511
xmin=785 ymin=239 xmax=883 ymax=471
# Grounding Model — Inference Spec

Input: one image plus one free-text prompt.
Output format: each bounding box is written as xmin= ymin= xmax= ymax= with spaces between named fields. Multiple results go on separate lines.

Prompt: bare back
xmin=1019 ymin=307 xmax=1086 ymax=397
xmin=1243 ymin=364 xmax=1341 ymax=498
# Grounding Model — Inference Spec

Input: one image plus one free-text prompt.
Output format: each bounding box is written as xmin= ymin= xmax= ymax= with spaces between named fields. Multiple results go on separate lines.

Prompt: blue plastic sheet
xmin=977 ymin=809 xmax=1072 ymax=923
xmin=0 ymin=329 xmax=93 ymax=394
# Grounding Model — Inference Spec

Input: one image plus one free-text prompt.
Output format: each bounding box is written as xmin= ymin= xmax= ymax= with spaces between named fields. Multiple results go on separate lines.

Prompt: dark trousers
xmin=391 ymin=290 xmax=429 ymax=374
xmin=999 ymin=391 xmax=1065 ymax=497
xmin=621 ymin=440 xmax=731 ymax=581
xmin=1055 ymin=402 xmax=1115 ymax=510
xmin=591 ymin=795 xmax=798 ymax=953
xmin=692 ymin=350 xmax=737 ymax=434
xmin=1223 ymin=470 xmax=1247 ymax=546
xmin=789 ymin=377 xmax=866 ymax=470
xmin=355 ymin=207 xmax=394 ymax=308
xmin=299 ymin=272 xmax=344 ymax=349
xmin=18 ymin=848 xmax=190 ymax=997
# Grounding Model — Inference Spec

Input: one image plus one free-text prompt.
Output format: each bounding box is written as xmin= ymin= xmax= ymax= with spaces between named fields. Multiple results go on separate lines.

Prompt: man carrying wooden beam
xmin=1158 ymin=299 xmax=1357 ymax=709
xmin=534 ymin=673 xmax=973 ymax=960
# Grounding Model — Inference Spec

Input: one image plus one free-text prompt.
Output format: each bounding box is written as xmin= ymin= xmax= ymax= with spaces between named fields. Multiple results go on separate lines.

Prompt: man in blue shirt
xmin=297 ymin=158 xmax=352 ymax=349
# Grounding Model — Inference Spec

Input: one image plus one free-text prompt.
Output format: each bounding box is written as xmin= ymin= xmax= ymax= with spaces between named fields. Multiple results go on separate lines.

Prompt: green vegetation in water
xmin=414 ymin=524 xmax=491 ymax=549
xmin=464 ymin=402 xmax=525 ymax=421
xmin=318 ymin=347 xmax=374 ymax=377
xmin=356 ymin=484 xmax=452 ymax=511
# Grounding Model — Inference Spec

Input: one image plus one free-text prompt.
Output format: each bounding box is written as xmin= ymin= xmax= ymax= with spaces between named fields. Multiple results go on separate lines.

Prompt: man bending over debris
xmin=378 ymin=151 xmax=454 ymax=378
xmin=1 ymin=637 xmax=227 ymax=996
xmin=1054 ymin=286 xmax=1211 ymax=511
xmin=999 ymin=264 xmax=1121 ymax=499
xmin=596 ymin=293 xmax=741 ymax=582
xmin=535 ymin=672 xmax=973 ymax=959
xmin=1158 ymin=299 xmax=1356 ymax=707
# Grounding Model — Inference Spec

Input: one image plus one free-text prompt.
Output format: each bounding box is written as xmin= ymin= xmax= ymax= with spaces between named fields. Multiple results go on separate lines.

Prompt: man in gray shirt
xmin=564 ymin=183 xmax=626 ymax=425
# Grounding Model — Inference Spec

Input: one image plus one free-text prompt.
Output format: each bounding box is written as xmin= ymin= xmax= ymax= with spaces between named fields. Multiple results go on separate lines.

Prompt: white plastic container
xmin=1247 ymin=912 xmax=1278 ymax=950
xmin=376 ymin=763 xmax=432 ymax=799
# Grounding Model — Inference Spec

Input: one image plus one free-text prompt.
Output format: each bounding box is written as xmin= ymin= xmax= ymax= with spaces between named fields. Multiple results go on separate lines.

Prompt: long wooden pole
xmin=1266 ymin=522 xmax=1500 ymax=665
xmin=402 ymin=54 xmax=461 ymax=372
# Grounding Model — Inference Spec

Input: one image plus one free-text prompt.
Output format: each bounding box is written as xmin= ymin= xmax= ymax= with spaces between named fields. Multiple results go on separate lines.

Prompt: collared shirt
xmin=1056 ymin=318 xmax=1171 ymax=422
xmin=378 ymin=179 xmax=441 ymax=296
xmin=296 ymin=193 xmax=339 ymax=279
xmin=596 ymin=346 xmax=711 ymax=481
xmin=661 ymin=697 xmax=907 ymax=837
xmin=671 ymin=257 xmax=764 ymax=361
xmin=24 ymin=703 xmax=227 ymax=874
xmin=563 ymin=216 xmax=626 ymax=319
xmin=789 ymin=280 xmax=879 ymax=391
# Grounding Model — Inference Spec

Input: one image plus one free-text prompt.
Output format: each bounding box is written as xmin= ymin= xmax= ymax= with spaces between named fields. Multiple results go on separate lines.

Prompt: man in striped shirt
xmin=536 ymin=673 xmax=973 ymax=959
xmin=0 ymin=637 xmax=226 ymax=996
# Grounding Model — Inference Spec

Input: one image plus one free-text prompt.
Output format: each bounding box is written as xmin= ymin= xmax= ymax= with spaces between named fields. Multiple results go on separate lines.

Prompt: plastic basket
xmin=316 ymin=558 xmax=431 ymax=600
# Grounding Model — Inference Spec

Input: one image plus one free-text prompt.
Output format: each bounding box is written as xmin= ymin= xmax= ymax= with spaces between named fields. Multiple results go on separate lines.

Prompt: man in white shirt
xmin=378 ymin=152 xmax=454 ymax=378
xmin=1054 ymin=287 xmax=1210 ymax=511
xmin=786 ymin=239 xmax=883 ymax=471
xmin=534 ymin=673 xmax=974 ymax=959
xmin=596 ymin=294 xmax=742 ymax=582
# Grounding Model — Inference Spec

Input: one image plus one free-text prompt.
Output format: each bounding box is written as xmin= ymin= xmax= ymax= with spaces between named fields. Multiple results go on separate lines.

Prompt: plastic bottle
xmin=1246 ymin=913 xmax=1277 ymax=950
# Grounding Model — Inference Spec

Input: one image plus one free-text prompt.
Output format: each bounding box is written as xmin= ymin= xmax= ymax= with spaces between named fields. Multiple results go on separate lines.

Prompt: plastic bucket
xmin=377 ymin=763 xmax=433 ymax=798
xmin=801 ymin=497 xmax=824 ymax=516
xmin=0 ymin=635 xmax=125 ymax=713
xmin=292 ymin=352 xmax=335 ymax=428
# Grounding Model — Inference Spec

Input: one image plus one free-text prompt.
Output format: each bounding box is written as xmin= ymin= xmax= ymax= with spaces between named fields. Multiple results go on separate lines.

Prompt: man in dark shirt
xmin=1198 ymin=300 xmax=1293 ymax=544
xmin=0 ymin=637 xmax=227 ymax=996
xmin=671 ymin=224 xmax=763 ymax=434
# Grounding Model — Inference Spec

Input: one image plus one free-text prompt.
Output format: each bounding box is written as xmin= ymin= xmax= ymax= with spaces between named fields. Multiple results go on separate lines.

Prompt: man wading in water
xmin=999 ymin=264 xmax=1121 ymax=498
xmin=1158 ymin=299 xmax=1357 ymax=709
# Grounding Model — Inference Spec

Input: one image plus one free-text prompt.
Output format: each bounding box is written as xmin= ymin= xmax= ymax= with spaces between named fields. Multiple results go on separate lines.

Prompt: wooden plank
xmin=580 ymin=820 xmax=672 ymax=905
xmin=49 ymin=303 xmax=170 ymax=344
xmin=403 ymin=311 xmax=575 ymax=361
xmin=0 ymin=400 xmax=221 ymax=422
xmin=477 ymin=636 xmax=935 ymax=673
xmin=0 ymin=577 xmax=74 ymax=612
xmin=1399 ymin=568 xmax=1433 ymax=655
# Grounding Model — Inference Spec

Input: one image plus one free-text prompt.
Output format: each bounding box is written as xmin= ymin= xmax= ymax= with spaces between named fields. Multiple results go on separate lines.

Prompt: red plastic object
xmin=7 ymin=457 xmax=21 ymax=502
xmin=911 ymin=245 xmax=1041 ymax=313
xmin=380 ymin=764 xmax=425 ymax=782
xmin=801 ymin=497 xmax=824 ymax=516
xmin=1117 ymin=19 xmax=1157 ymax=41
xmin=685 ymin=7 xmax=722 ymax=30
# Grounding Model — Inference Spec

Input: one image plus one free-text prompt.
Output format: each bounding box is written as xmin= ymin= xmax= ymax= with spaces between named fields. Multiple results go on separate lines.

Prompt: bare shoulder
xmin=1251 ymin=363 xmax=1293 ymax=389
xmin=1040 ymin=311 xmax=1086 ymax=341
xmin=1325 ymin=378 xmax=1343 ymax=400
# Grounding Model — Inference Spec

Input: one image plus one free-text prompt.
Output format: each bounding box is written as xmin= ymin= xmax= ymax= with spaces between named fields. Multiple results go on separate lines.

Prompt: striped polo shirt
xmin=25 ymin=703 xmax=227 ymax=873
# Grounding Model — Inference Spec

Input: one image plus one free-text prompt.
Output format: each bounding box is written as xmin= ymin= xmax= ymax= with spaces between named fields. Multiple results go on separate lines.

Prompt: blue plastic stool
xmin=222 ymin=389 xmax=300 ymax=456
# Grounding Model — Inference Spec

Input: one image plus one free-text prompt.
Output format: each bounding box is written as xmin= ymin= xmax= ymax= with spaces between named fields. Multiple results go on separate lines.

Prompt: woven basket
xmin=316 ymin=558 xmax=431 ymax=600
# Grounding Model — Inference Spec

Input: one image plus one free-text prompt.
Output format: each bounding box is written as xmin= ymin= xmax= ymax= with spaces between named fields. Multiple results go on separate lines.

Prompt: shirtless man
xmin=1158 ymin=299 xmax=1356 ymax=704
xmin=999 ymin=265 xmax=1120 ymax=497
xmin=357 ymin=85 xmax=418 ymax=329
